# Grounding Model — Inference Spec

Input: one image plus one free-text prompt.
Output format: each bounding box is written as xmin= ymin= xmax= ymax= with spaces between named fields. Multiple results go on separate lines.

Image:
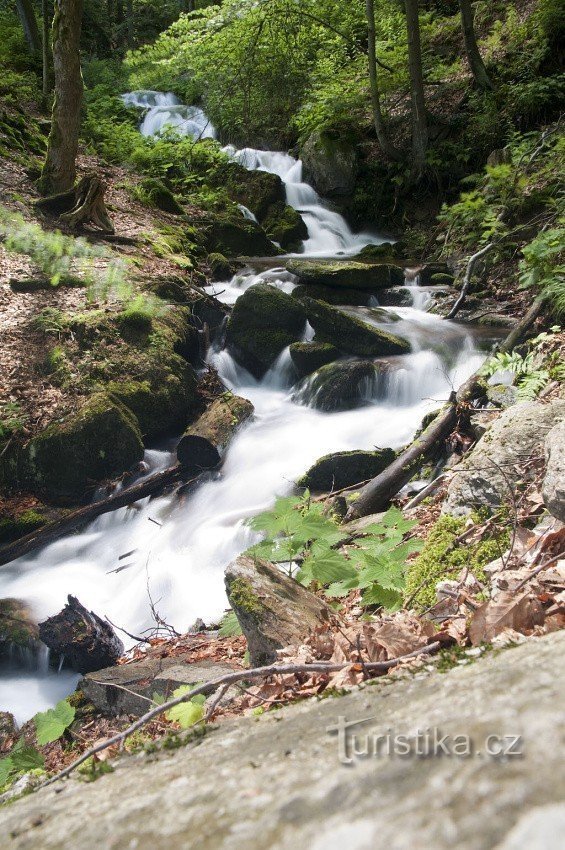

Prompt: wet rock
xmin=208 ymin=252 xmax=235 ymax=281
xmin=542 ymin=420 xmax=565 ymax=522
xmin=177 ymin=392 xmax=254 ymax=468
xmin=39 ymin=596 xmax=124 ymax=674
xmin=298 ymin=448 xmax=395 ymax=493
xmin=208 ymin=162 xmax=284 ymax=221
xmin=292 ymin=283 xmax=371 ymax=306
xmin=301 ymin=130 xmax=358 ymax=196
xmin=225 ymin=555 xmax=331 ymax=666
xmin=294 ymin=360 xmax=380 ymax=412
xmin=376 ymin=286 xmax=415 ymax=307
xmin=419 ymin=263 xmax=453 ymax=286
xmin=287 ymin=259 xmax=404 ymax=290
xmin=288 ymin=342 xmax=340 ymax=379
xmin=205 ymin=215 xmax=278 ymax=258
xmin=444 ymin=400 xmax=565 ymax=516
xmin=301 ymin=297 xmax=410 ymax=358
xmin=226 ymin=283 xmax=307 ymax=378
xmin=24 ymin=393 xmax=144 ymax=502
xmin=81 ymin=657 xmax=237 ymax=716
xmin=0 ymin=599 xmax=39 ymax=660
xmin=262 ymin=202 xmax=308 ymax=250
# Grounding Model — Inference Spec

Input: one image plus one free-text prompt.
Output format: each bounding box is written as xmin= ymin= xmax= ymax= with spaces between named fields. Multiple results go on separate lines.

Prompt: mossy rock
xmin=0 ymin=509 xmax=46 ymax=545
xmin=292 ymin=284 xmax=371 ymax=307
xmin=207 ymin=161 xmax=284 ymax=221
xmin=25 ymin=393 xmax=144 ymax=502
xmin=355 ymin=243 xmax=396 ymax=261
xmin=287 ymin=259 xmax=404 ymax=290
xmin=262 ymin=202 xmax=308 ymax=250
xmin=430 ymin=272 xmax=456 ymax=286
xmin=208 ymin=252 xmax=235 ymax=281
xmin=204 ymin=214 xmax=278 ymax=258
xmin=301 ymin=129 xmax=358 ymax=197
xmin=0 ymin=598 xmax=39 ymax=657
xmin=419 ymin=264 xmax=453 ymax=286
xmin=226 ymin=283 xmax=307 ymax=378
xmin=300 ymin=296 xmax=410 ymax=357
xmin=138 ymin=178 xmax=185 ymax=215
xmin=294 ymin=360 xmax=379 ymax=412
xmin=107 ymin=369 xmax=199 ymax=441
xmin=289 ymin=342 xmax=340 ymax=379
xmin=298 ymin=448 xmax=396 ymax=492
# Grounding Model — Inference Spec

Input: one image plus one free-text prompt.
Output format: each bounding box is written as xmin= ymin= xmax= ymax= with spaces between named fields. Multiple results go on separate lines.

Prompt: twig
xmin=43 ymin=643 xmax=440 ymax=786
xmin=447 ymin=242 xmax=494 ymax=320
xmin=513 ymin=550 xmax=565 ymax=591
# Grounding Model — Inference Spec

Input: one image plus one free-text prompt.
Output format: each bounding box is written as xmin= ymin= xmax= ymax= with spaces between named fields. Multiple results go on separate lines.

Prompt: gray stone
xmin=486 ymin=384 xmax=519 ymax=408
xmin=225 ymin=555 xmax=331 ymax=666
xmin=542 ymin=419 xmax=565 ymax=522
xmin=301 ymin=130 xmax=358 ymax=196
xmin=294 ymin=360 xmax=380 ymax=412
xmin=301 ymin=297 xmax=410 ymax=358
xmin=2 ymin=632 xmax=564 ymax=849
xmin=287 ymin=259 xmax=404 ymax=291
xmin=288 ymin=342 xmax=340 ymax=379
xmin=81 ymin=657 xmax=238 ymax=716
xmin=444 ymin=400 xmax=565 ymax=516
xmin=298 ymin=448 xmax=395 ymax=492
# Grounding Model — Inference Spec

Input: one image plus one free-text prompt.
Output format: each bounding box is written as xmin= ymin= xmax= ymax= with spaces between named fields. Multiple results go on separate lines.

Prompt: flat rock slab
xmin=81 ymin=657 xmax=238 ymax=716
xmin=3 ymin=631 xmax=564 ymax=849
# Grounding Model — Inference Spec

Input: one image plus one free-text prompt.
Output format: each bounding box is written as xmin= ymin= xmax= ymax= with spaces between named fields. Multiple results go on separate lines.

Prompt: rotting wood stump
xmin=36 ymin=174 xmax=115 ymax=233
xmin=39 ymin=595 xmax=124 ymax=673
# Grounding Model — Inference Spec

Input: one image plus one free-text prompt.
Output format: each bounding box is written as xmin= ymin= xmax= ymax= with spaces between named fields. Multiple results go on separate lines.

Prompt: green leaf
xmin=11 ymin=746 xmax=44 ymax=773
xmin=165 ymin=685 xmax=206 ymax=729
xmin=361 ymin=584 xmax=403 ymax=610
xmin=0 ymin=757 xmax=13 ymax=786
xmin=218 ymin=610 xmax=242 ymax=637
xmin=34 ymin=699 xmax=76 ymax=746
xmin=358 ymin=553 xmax=405 ymax=591
xmin=305 ymin=547 xmax=357 ymax=585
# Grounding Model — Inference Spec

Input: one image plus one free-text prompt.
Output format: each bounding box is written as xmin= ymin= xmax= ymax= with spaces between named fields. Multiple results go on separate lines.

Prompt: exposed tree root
xmin=35 ymin=174 xmax=114 ymax=233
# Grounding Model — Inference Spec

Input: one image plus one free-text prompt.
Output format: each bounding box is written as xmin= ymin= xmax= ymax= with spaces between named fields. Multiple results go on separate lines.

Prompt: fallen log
xmin=39 ymin=595 xmax=124 ymax=674
xmin=177 ymin=392 xmax=254 ymax=468
xmin=0 ymin=463 xmax=193 ymax=568
xmin=345 ymin=298 xmax=545 ymax=521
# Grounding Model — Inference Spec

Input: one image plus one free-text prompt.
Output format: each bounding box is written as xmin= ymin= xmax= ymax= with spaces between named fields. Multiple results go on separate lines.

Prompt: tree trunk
xmin=458 ymin=0 xmax=493 ymax=90
xmin=41 ymin=0 xmax=50 ymax=100
xmin=15 ymin=0 xmax=41 ymax=53
xmin=39 ymin=596 xmax=124 ymax=673
xmin=126 ymin=0 xmax=134 ymax=46
xmin=404 ymin=0 xmax=428 ymax=179
xmin=365 ymin=0 xmax=402 ymax=161
xmin=41 ymin=0 xmax=84 ymax=195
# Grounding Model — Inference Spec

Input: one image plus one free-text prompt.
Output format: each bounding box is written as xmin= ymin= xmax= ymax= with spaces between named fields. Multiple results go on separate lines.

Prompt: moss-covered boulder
xmin=292 ymin=284 xmax=371 ymax=307
xmin=177 ymin=392 xmax=254 ymax=467
xmin=300 ymin=297 xmax=410 ymax=357
xmin=301 ymin=130 xmax=358 ymax=197
xmin=208 ymin=162 xmax=285 ymax=221
xmin=208 ymin=252 xmax=235 ymax=281
xmin=298 ymin=448 xmax=395 ymax=492
xmin=289 ymin=342 xmax=340 ymax=379
xmin=419 ymin=263 xmax=453 ymax=286
xmin=262 ymin=202 xmax=308 ymax=250
xmin=204 ymin=214 xmax=278 ymax=258
xmin=0 ymin=598 xmax=39 ymax=659
xmin=226 ymin=283 xmax=307 ymax=378
xmin=287 ymin=259 xmax=404 ymax=290
xmin=137 ymin=178 xmax=185 ymax=215
xmin=294 ymin=360 xmax=378 ymax=412
xmin=25 ymin=393 xmax=144 ymax=502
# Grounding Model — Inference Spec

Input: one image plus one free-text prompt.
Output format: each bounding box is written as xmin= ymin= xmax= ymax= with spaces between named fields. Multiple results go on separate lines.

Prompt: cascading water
xmin=0 ymin=91 xmax=490 ymax=722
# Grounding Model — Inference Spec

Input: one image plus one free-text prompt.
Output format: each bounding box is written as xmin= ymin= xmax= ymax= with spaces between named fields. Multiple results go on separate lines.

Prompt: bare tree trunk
xmin=404 ymin=0 xmax=428 ymax=179
xmin=365 ymin=0 xmax=402 ymax=160
xmin=15 ymin=0 xmax=41 ymax=53
xmin=41 ymin=0 xmax=84 ymax=194
xmin=458 ymin=0 xmax=493 ymax=90
xmin=41 ymin=0 xmax=50 ymax=100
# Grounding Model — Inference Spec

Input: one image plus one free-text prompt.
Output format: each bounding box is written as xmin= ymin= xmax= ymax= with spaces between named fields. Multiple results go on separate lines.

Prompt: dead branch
xmin=43 ymin=642 xmax=440 ymax=786
xmin=447 ymin=242 xmax=494 ymax=320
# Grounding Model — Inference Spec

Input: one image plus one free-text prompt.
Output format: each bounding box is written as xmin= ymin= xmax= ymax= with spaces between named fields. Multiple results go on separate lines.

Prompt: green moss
xmin=229 ymin=578 xmax=263 ymax=616
xmin=262 ymin=202 xmax=307 ymax=250
xmin=107 ymin=371 xmax=198 ymax=440
xmin=405 ymin=515 xmax=510 ymax=609
xmin=0 ymin=509 xmax=45 ymax=545
xmin=135 ymin=178 xmax=184 ymax=215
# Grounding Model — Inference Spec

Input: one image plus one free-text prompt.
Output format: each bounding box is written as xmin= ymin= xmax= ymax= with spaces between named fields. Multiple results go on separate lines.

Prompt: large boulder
xmin=262 ymin=202 xmax=308 ymax=250
xmin=204 ymin=215 xmax=278 ymax=258
xmin=543 ymin=420 xmax=565 ymax=522
xmin=301 ymin=130 xmax=358 ymax=197
xmin=298 ymin=448 xmax=395 ymax=493
xmin=177 ymin=392 xmax=254 ymax=468
xmin=300 ymin=296 xmax=410 ymax=358
xmin=225 ymin=555 xmax=332 ymax=666
xmin=294 ymin=360 xmax=379 ymax=412
xmin=289 ymin=342 xmax=340 ymax=379
xmin=208 ymin=162 xmax=285 ymax=221
xmin=25 ymin=393 xmax=144 ymax=502
xmin=226 ymin=283 xmax=307 ymax=378
xmin=287 ymin=259 xmax=404 ymax=290
xmin=293 ymin=284 xmax=371 ymax=307
xmin=444 ymin=400 xmax=565 ymax=517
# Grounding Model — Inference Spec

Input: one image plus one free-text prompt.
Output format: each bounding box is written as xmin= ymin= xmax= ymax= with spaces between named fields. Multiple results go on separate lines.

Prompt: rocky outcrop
xmin=543 ymin=420 xmax=565 ymax=522
xmin=3 ymin=632 xmax=564 ymax=849
xmin=177 ymin=392 xmax=254 ymax=468
xmin=299 ymin=448 xmax=395 ymax=493
xmin=294 ymin=360 xmax=379 ymax=412
xmin=262 ymin=201 xmax=308 ymax=250
xmin=39 ymin=595 xmax=124 ymax=674
xmin=81 ymin=657 xmax=238 ymax=716
xmin=301 ymin=297 xmax=410 ymax=358
xmin=288 ymin=259 xmax=404 ymax=290
xmin=301 ymin=130 xmax=358 ymax=196
xmin=289 ymin=342 xmax=340 ymax=379
xmin=444 ymin=400 xmax=565 ymax=516
xmin=225 ymin=555 xmax=331 ymax=666
xmin=226 ymin=283 xmax=307 ymax=378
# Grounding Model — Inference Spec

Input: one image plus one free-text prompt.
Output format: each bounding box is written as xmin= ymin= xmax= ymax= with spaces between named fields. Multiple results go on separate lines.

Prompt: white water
xmin=0 ymin=92 xmax=488 ymax=722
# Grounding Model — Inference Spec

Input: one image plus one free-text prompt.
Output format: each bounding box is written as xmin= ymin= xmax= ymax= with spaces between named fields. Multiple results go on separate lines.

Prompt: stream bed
xmin=0 ymin=92 xmax=491 ymax=723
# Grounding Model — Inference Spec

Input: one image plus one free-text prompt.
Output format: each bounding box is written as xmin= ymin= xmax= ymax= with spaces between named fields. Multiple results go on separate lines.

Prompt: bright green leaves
xmin=165 ymin=686 xmax=206 ymax=729
xmin=218 ymin=610 xmax=243 ymax=637
xmin=246 ymin=496 xmax=421 ymax=611
xmin=34 ymin=699 xmax=76 ymax=746
xmin=0 ymin=738 xmax=45 ymax=790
